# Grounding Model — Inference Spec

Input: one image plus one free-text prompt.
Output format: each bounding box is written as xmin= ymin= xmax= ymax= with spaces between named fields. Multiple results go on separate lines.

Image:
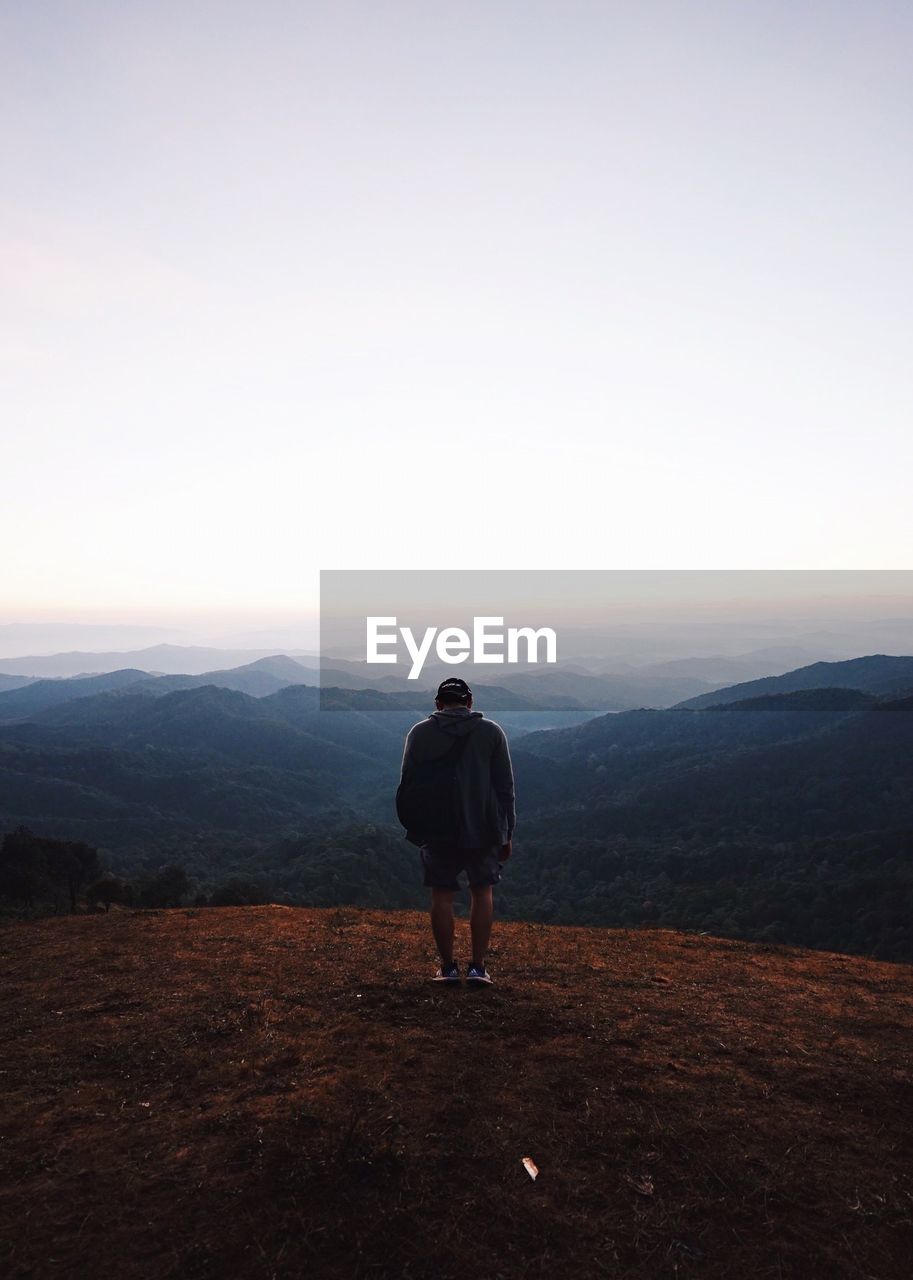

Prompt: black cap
xmin=436 ymin=677 xmax=472 ymax=702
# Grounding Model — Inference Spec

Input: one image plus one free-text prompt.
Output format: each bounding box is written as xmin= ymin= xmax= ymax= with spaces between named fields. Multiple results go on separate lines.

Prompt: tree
xmin=0 ymin=828 xmax=99 ymax=913
xmin=137 ymin=864 xmax=190 ymax=909
xmin=209 ymin=877 xmax=271 ymax=907
xmin=0 ymin=827 xmax=51 ymax=911
xmin=46 ymin=839 xmax=100 ymax=913
xmin=86 ymin=875 xmax=131 ymax=913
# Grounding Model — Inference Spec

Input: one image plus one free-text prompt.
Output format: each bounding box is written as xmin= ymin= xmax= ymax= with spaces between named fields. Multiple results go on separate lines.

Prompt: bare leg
xmin=469 ymin=885 xmax=493 ymax=966
xmin=430 ymin=889 xmax=455 ymax=964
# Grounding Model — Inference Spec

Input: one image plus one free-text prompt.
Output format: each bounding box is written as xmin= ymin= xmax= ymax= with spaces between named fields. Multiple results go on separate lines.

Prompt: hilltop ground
xmin=2 ymin=908 xmax=912 ymax=1279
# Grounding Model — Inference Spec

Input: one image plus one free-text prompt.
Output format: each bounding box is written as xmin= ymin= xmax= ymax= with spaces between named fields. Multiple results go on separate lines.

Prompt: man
xmin=397 ymin=677 xmax=516 ymax=985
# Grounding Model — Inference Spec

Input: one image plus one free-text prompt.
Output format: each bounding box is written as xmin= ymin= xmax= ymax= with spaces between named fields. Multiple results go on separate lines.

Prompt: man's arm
xmin=491 ymin=728 xmax=516 ymax=854
xmin=399 ymin=726 xmax=416 ymax=783
xmin=396 ymin=725 xmax=427 ymax=846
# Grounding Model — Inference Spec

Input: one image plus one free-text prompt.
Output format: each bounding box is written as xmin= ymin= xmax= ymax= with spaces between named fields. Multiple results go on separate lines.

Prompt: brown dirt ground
xmin=1 ymin=906 xmax=912 ymax=1279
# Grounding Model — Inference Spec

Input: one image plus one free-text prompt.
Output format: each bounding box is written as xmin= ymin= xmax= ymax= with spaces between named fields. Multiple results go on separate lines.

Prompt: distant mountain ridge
xmin=0 ymin=659 xmax=600 ymax=727
xmin=0 ymin=645 xmax=321 ymax=679
xmin=0 ymin=622 xmax=191 ymax=659
xmin=0 ymin=657 xmax=315 ymax=721
xmin=677 ymin=654 xmax=913 ymax=709
xmin=0 ymin=650 xmax=728 ymax=715
xmin=10 ymin=640 xmax=910 ymax=713
xmin=0 ymin=673 xmax=37 ymax=693
xmin=0 ymin=668 xmax=158 ymax=720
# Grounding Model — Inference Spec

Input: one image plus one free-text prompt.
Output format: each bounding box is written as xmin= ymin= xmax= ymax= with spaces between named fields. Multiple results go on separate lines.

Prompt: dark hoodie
xmin=399 ymin=706 xmax=516 ymax=848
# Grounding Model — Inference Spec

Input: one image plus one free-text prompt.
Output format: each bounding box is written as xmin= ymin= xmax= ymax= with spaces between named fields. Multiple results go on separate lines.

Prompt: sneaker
xmin=433 ymin=961 xmax=460 ymax=983
xmin=466 ymin=963 xmax=492 ymax=985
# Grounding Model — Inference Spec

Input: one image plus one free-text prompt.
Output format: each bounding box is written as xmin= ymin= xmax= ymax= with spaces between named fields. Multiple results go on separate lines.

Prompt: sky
xmin=2 ymin=1 xmax=912 ymax=628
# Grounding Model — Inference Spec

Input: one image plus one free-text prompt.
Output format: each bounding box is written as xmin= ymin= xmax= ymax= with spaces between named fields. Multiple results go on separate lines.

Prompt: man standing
xmin=397 ymin=677 xmax=516 ymax=984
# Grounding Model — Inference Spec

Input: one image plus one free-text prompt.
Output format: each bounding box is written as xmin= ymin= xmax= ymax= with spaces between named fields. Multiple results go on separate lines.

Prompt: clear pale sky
xmin=2 ymin=1 xmax=911 ymax=625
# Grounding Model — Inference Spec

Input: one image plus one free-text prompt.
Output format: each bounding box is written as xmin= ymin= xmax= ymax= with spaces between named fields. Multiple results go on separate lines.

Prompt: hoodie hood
xmin=429 ymin=708 xmax=484 ymax=737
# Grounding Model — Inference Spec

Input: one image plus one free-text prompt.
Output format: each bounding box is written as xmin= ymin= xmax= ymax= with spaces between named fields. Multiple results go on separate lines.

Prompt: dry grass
xmin=2 ymin=906 xmax=912 ymax=1278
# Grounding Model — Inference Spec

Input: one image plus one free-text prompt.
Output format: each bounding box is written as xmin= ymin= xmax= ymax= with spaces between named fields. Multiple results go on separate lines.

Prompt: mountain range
xmin=676 ymin=653 xmax=913 ymax=708
xmin=1 ymin=652 xmax=911 ymax=959
xmin=3 ymin=653 xmax=912 ymax=850
xmin=1 ymin=641 xmax=882 ymax=710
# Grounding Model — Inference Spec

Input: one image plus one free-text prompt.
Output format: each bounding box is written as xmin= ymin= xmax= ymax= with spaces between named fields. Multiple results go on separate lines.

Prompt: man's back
xmin=400 ymin=706 xmax=515 ymax=848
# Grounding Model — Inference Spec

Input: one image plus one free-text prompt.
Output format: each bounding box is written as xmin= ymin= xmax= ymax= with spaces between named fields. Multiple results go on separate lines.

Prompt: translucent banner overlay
xmin=317 ymin=570 xmax=913 ymax=720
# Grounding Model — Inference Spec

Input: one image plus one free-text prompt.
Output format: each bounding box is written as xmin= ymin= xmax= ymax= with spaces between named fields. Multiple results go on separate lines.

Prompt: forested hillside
xmin=677 ymin=653 xmax=913 ymax=708
xmin=1 ymin=663 xmax=912 ymax=960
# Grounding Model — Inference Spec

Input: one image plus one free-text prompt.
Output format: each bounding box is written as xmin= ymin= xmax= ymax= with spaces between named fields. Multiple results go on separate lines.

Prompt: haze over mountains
xmin=3 ymin=601 xmax=913 ymax=679
xmin=5 ymin=632 xmax=912 ymax=705
xmin=0 ymin=644 xmax=320 ymax=679
xmin=0 ymin=622 xmax=320 ymax=660
xmin=0 ymin=645 xmax=736 ymax=714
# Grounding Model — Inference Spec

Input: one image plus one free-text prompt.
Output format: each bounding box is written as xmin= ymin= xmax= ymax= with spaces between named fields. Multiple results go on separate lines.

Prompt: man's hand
xmin=500 ymin=839 xmax=512 ymax=862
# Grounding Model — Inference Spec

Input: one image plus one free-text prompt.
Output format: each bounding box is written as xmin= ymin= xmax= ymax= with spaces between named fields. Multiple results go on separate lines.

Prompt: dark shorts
xmin=420 ymin=842 xmax=503 ymax=892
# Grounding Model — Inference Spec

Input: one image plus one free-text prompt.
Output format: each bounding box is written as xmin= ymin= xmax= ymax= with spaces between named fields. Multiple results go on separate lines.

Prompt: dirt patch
xmin=1 ymin=907 xmax=911 ymax=1278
